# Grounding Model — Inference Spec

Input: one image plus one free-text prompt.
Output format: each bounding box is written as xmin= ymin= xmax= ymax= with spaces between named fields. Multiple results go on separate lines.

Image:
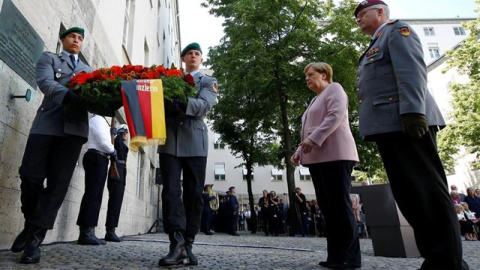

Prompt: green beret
xmin=181 ymin=42 xmax=202 ymax=57
xmin=60 ymin=27 xmax=84 ymax=39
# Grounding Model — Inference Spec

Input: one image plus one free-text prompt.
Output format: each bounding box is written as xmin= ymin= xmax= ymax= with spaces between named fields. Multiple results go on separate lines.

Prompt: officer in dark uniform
xmin=201 ymin=185 xmax=216 ymax=235
xmin=11 ymin=27 xmax=92 ymax=264
xmin=354 ymin=1 xmax=469 ymax=269
xmin=105 ymin=124 xmax=129 ymax=242
xmin=227 ymin=186 xmax=240 ymax=236
xmin=157 ymin=42 xmax=218 ymax=266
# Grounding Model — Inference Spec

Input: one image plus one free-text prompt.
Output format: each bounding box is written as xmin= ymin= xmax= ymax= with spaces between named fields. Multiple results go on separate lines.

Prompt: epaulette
xmin=45 ymin=51 xmax=63 ymax=58
xmin=387 ymin=19 xmax=399 ymax=25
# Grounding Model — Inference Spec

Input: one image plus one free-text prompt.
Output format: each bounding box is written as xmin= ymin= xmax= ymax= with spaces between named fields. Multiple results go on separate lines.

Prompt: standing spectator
xmin=354 ymin=1 xmax=468 ymax=269
xmin=227 ymin=186 xmax=240 ymax=236
xmin=157 ymin=42 xmax=218 ymax=266
xmin=291 ymin=62 xmax=360 ymax=269
xmin=268 ymin=191 xmax=281 ymax=236
xmin=244 ymin=209 xmax=252 ymax=231
xmin=105 ymin=124 xmax=129 ymax=242
xmin=293 ymin=187 xmax=309 ymax=237
xmin=10 ymin=27 xmax=92 ymax=264
xmin=475 ymin=189 xmax=480 ymax=198
xmin=76 ymin=114 xmax=116 ymax=245
xmin=201 ymin=186 xmax=216 ymax=235
xmin=464 ymin=187 xmax=480 ymax=218
xmin=258 ymin=190 xmax=270 ymax=236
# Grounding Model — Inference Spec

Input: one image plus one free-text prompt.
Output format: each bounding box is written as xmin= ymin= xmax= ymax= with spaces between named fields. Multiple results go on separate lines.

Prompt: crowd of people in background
xmin=451 ymin=185 xmax=480 ymax=241
xmin=198 ymin=187 xmax=370 ymax=241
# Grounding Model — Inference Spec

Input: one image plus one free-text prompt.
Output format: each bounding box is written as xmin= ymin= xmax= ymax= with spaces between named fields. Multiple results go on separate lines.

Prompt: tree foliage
xmin=440 ymin=0 xmax=480 ymax=169
xmin=202 ymin=0 xmax=387 ymax=222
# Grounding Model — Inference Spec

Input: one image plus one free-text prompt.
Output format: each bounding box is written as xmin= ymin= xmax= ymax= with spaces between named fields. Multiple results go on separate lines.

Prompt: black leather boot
xmin=158 ymin=231 xmax=189 ymax=266
xmin=11 ymin=220 xmax=31 ymax=253
xmin=184 ymin=236 xmax=198 ymax=265
xmin=105 ymin=227 xmax=122 ymax=242
xmin=20 ymin=226 xmax=47 ymax=264
xmin=78 ymin=227 xmax=106 ymax=245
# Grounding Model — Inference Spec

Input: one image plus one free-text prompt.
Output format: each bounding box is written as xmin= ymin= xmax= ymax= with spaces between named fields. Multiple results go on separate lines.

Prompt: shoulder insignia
xmin=399 ymin=26 xmax=411 ymax=37
xmin=212 ymin=82 xmax=218 ymax=92
xmin=387 ymin=19 xmax=399 ymax=25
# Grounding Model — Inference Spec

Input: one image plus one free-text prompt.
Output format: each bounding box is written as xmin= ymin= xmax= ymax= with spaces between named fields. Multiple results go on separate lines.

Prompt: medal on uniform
xmin=55 ymin=69 xmax=62 ymax=78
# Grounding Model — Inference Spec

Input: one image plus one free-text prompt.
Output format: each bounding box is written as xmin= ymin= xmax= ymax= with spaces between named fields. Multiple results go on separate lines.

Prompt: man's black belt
xmin=117 ymin=160 xmax=126 ymax=164
xmin=87 ymin=149 xmax=108 ymax=157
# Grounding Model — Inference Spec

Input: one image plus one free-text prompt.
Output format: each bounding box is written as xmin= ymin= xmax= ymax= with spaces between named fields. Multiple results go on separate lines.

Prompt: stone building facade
xmin=0 ymin=0 xmax=181 ymax=249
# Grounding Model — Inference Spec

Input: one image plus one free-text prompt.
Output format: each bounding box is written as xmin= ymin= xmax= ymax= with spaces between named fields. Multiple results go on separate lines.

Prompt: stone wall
xmin=0 ymin=0 xmax=178 ymax=249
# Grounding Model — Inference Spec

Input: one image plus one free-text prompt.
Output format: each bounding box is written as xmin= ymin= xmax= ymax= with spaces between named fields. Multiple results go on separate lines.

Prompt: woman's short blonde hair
xmin=304 ymin=62 xmax=333 ymax=83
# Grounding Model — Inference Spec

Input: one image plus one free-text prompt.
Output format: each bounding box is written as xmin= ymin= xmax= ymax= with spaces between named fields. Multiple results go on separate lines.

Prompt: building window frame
xmin=423 ymin=27 xmax=435 ymax=36
xmin=214 ymin=163 xmax=226 ymax=181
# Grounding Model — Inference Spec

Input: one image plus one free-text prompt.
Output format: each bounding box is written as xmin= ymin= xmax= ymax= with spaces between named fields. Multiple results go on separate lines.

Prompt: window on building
xmin=271 ymin=168 xmax=283 ymax=181
xmin=299 ymin=167 xmax=311 ymax=181
xmin=453 ymin=26 xmax=466 ymax=35
xmin=136 ymin=150 xmax=145 ymax=199
xmin=214 ymin=163 xmax=226 ymax=181
xmin=428 ymin=43 xmax=440 ymax=58
xmin=214 ymin=133 xmax=225 ymax=149
xmin=423 ymin=27 xmax=435 ymax=36
xmin=123 ymin=0 xmax=136 ymax=55
xmin=242 ymin=166 xmax=254 ymax=181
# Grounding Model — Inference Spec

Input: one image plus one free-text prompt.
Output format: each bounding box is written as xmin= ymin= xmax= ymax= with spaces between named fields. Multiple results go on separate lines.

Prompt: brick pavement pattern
xmin=1 ymin=232 xmax=479 ymax=269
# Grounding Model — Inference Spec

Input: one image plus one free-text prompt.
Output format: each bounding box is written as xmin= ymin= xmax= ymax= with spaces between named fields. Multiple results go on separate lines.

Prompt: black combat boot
xmin=184 ymin=236 xmax=198 ymax=265
xmin=11 ymin=220 xmax=31 ymax=253
xmin=158 ymin=231 xmax=189 ymax=266
xmin=78 ymin=227 xmax=106 ymax=245
xmin=105 ymin=227 xmax=122 ymax=242
xmin=20 ymin=226 xmax=47 ymax=264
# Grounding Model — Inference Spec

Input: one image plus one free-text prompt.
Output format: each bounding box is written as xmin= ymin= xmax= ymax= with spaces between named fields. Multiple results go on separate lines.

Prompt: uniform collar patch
xmin=399 ymin=26 xmax=410 ymax=37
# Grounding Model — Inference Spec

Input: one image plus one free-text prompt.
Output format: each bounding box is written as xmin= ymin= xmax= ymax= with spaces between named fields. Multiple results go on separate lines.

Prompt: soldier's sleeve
xmin=185 ymin=75 xmax=218 ymax=116
xmin=388 ymin=22 xmax=427 ymax=115
xmin=36 ymin=52 xmax=70 ymax=105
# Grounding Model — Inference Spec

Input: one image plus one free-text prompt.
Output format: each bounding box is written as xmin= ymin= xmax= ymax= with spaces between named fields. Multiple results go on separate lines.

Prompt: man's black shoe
xmin=20 ymin=226 xmax=47 ymax=264
xmin=228 ymin=232 xmax=240 ymax=236
xmin=205 ymin=230 xmax=214 ymax=235
xmin=11 ymin=221 xmax=31 ymax=253
xmin=78 ymin=227 xmax=106 ymax=245
xmin=105 ymin=227 xmax=122 ymax=242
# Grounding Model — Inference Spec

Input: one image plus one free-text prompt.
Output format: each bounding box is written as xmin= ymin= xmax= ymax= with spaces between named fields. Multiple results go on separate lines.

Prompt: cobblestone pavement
xmin=1 ymin=231 xmax=479 ymax=269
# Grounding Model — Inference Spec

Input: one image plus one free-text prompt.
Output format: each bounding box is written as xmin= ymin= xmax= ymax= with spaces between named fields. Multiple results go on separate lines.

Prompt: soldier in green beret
xmin=158 ymin=42 xmax=218 ymax=266
xmin=11 ymin=26 xmax=92 ymax=264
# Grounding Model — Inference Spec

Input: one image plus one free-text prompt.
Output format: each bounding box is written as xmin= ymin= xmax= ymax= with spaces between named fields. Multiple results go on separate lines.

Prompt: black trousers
xmin=77 ymin=151 xmax=109 ymax=227
xmin=106 ymin=163 xmax=126 ymax=228
xmin=19 ymin=134 xmax=84 ymax=229
xmin=160 ymin=153 xmax=206 ymax=238
xmin=309 ymin=160 xmax=361 ymax=266
xmin=375 ymin=130 xmax=465 ymax=270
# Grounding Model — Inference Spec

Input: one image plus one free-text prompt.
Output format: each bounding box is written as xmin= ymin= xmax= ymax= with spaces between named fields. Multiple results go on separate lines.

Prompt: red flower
xmin=184 ymin=74 xmax=195 ymax=86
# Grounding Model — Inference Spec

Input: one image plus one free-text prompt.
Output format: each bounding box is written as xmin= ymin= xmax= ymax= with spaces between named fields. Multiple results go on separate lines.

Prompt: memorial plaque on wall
xmin=0 ymin=0 xmax=45 ymax=89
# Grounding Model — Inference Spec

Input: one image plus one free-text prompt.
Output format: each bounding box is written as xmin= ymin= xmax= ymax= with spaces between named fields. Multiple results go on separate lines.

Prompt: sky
xmin=178 ymin=0 xmax=478 ymax=67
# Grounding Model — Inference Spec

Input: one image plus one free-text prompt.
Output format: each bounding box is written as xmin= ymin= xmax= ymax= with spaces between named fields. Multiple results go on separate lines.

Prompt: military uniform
xmin=356 ymin=17 xmax=467 ymax=270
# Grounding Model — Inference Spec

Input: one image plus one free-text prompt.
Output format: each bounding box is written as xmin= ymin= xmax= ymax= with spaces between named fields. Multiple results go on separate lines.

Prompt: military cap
xmin=60 ymin=27 xmax=84 ymax=39
xmin=181 ymin=42 xmax=202 ymax=57
xmin=354 ymin=0 xmax=387 ymax=17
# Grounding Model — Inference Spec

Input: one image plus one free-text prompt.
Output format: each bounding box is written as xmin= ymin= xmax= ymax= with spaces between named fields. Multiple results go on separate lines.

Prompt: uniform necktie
xmin=70 ymin=54 xmax=77 ymax=69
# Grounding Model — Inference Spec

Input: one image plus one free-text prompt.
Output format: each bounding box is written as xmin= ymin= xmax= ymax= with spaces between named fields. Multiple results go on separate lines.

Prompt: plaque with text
xmin=0 ymin=0 xmax=45 ymax=89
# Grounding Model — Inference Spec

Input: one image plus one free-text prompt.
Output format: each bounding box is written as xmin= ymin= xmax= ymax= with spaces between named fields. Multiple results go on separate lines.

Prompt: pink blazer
xmin=296 ymin=83 xmax=359 ymax=165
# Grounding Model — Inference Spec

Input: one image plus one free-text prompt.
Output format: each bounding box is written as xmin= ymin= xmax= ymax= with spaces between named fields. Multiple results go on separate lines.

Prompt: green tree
xmin=441 ymin=0 xmax=480 ymax=169
xmin=202 ymin=0 xmax=387 ymax=231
